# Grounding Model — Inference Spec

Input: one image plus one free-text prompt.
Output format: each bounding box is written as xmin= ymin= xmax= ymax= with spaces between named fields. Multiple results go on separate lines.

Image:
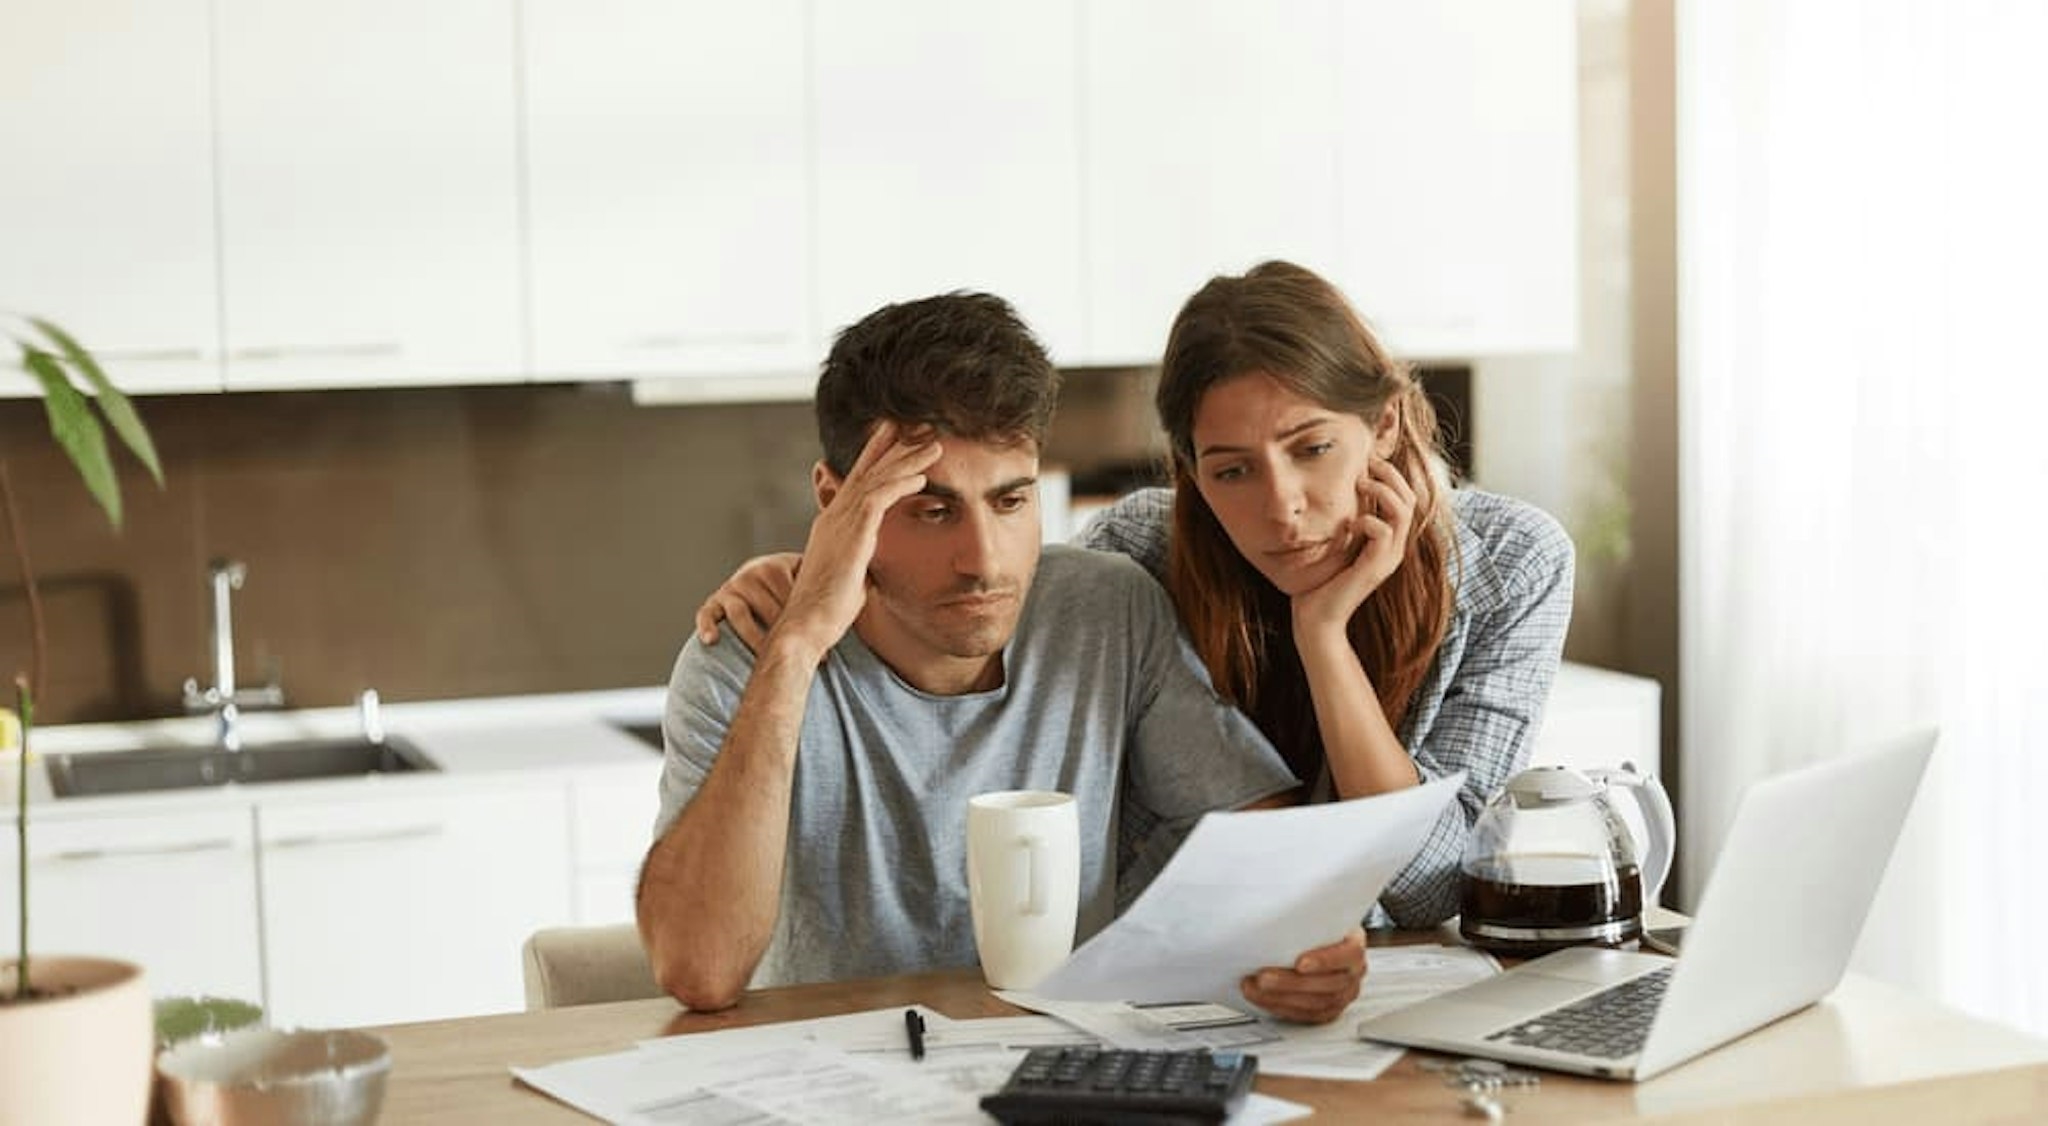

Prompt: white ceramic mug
xmin=966 ymin=790 xmax=1081 ymax=990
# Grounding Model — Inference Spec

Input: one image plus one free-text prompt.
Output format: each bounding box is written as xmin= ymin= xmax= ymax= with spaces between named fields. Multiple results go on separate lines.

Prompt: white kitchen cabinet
xmin=812 ymin=0 xmax=1087 ymax=361
xmin=1334 ymin=0 xmax=1579 ymax=358
xmin=212 ymin=0 xmax=524 ymax=390
xmin=0 ymin=806 xmax=262 ymax=1003
xmin=0 ymin=0 xmax=222 ymax=395
xmin=254 ymin=782 xmax=571 ymax=1027
xmin=567 ymin=771 xmax=660 ymax=925
xmin=1081 ymin=0 xmax=1344 ymax=366
xmin=8 ymin=1 xmax=1578 ymax=394
xmin=523 ymin=0 xmax=812 ymax=384
xmin=1530 ymin=662 xmax=1662 ymax=775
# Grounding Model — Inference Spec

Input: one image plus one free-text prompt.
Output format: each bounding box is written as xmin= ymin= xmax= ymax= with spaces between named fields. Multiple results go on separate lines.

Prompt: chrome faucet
xmin=183 ymin=558 xmax=286 ymax=751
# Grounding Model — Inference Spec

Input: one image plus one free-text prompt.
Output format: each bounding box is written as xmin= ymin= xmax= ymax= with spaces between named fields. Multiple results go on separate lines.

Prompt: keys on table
xmin=1419 ymin=1056 xmax=1542 ymax=1121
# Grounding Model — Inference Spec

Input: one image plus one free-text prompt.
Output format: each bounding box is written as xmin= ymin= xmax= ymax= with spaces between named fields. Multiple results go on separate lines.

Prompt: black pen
xmin=904 ymin=1008 xmax=926 ymax=1061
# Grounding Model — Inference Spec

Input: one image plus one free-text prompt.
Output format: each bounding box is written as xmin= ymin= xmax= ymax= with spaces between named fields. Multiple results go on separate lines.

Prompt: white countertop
xmin=2 ymin=686 xmax=669 ymax=818
xmin=4 ymin=661 xmax=1657 ymax=817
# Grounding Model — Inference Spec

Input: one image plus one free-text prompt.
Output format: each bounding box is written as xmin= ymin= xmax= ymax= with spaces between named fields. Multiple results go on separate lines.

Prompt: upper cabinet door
xmin=523 ymin=0 xmax=811 ymax=382
xmin=214 ymin=0 xmax=524 ymax=390
xmin=1336 ymin=0 xmax=1579 ymax=358
xmin=0 ymin=0 xmax=221 ymax=395
xmin=813 ymin=0 xmax=1086 ymax=363
xmin=1082 ymin=0 xmax=1343 ymax=367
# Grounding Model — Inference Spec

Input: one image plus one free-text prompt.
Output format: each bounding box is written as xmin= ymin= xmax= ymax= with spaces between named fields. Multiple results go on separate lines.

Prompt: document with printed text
xmin=514 ymin=1005 xmax=1313 ymax=1124
xmin=1031 ymin=775 xmax=1464 ymax=1007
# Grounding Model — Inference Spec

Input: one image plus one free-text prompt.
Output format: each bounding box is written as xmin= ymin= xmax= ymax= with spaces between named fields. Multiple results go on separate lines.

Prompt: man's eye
xmin=914 ymin=505 xmax=952 ymax=523
xmin=995 ymin=493 xmax=1031 ymax=513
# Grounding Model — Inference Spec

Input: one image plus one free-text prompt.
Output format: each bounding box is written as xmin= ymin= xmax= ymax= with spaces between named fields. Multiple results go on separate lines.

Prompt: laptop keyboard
xmin=1484 ymin=966 xmax=1675 ymax=1059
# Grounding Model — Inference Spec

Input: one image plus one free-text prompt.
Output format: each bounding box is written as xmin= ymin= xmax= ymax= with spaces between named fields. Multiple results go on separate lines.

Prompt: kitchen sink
xmin=45 ymin=735 xmax=438 ymax=798
xmin=613 ymin=721 xmax=664 ymax=753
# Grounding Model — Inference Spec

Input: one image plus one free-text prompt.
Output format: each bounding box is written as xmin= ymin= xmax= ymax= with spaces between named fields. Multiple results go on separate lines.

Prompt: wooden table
xmin=368 ymin=950 xmax=2048 ymax=1124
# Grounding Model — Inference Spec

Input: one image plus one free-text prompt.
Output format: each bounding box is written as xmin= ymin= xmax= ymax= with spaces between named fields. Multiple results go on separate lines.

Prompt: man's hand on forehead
xmin=769 ymin=421 xmax=944 ymax=657
xmin=879 ymin=420 xmax=939 ymax=447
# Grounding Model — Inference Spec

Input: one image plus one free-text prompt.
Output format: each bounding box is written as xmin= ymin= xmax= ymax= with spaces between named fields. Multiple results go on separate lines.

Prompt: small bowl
xmin=154 ymin=995 xmax=266 ymax=1050
xmin=157 ymin=1027 xmax=391 ymax=1126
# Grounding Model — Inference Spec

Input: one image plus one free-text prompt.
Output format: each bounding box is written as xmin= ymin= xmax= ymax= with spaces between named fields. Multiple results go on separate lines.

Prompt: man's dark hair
xmin=815 ymin=292 xmax=1060 ymax=476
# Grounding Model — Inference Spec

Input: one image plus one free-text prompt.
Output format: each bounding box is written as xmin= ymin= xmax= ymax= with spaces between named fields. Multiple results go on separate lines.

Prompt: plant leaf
xmin=28 ymin=317 xmax=164 ymax=487
xmin=20 ymin=346 xmax=123 ymax=528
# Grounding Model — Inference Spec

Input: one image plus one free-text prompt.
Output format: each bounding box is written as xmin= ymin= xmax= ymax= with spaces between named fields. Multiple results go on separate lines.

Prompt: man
xmin=637 ymin=292 xmax=1365 ymax=1021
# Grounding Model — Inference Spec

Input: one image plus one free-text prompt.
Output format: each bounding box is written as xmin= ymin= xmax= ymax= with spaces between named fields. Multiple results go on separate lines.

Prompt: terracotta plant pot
xmin=0 ymin=956 xmax=154 ymax=1125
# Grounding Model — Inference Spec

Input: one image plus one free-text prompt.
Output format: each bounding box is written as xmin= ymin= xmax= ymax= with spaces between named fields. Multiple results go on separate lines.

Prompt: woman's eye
xmin=1211 ymin=465 xmax=1246 ymax=482
xmin=1301 ymin=441 xmax=1335 ymax=458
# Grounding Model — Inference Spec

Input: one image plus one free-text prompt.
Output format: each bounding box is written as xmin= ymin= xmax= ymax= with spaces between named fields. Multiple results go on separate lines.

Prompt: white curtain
xmin=1678 ymin=0 xmax=2048 ymax=1035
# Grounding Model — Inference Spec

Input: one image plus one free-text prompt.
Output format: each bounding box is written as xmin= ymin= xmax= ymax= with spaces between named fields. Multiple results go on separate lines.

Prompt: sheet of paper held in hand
xmin=1031 ymin=774 xmax=1464 ymax=1007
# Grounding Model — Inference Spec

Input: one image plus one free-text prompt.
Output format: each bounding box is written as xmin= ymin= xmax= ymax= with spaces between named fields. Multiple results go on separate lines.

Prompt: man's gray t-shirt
xmin=654 ymin=544 xmax=1298 ymax=987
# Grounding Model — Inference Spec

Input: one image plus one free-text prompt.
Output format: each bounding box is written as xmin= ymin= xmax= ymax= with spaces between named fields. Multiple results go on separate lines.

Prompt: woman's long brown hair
xmin=1157 ymin=261 xmax=1456 ymax=780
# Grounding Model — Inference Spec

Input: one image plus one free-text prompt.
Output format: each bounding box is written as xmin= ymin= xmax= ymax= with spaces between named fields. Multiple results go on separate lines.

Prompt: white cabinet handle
xmin=265 ymin=825 xmax=443 ymax=850
xmin=624 ymin=331 xmax=792 ymax=350
xmin=229 ymin=342 xmax=403 ymax=361
xmin=93 ymin=347 xmax=208 ymax=363
xmin=46 ymin=838 xmax=238 ymax=862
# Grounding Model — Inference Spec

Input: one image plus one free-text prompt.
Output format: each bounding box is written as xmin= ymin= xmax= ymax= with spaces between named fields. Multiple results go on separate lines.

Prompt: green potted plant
xmin=1 ymin=314 xmax=165 ymax=1124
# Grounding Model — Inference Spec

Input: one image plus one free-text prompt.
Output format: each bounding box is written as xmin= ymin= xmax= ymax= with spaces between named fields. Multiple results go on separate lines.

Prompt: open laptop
xmin=1356 ymin=728 xmax=1936 ymax=1080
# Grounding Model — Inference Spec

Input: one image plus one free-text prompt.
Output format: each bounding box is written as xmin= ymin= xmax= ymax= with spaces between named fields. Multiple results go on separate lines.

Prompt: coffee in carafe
xmin=1456 ymin=764 xmax=1674 ymax=958
xmin=1459 ymin=854 xmax=1644 ymax=956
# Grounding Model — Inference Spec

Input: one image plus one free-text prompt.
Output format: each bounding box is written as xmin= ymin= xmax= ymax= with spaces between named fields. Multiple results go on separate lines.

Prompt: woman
xmin=1085 ymin=260 xmax=1573 ymax=927
xmin=697 ymin=261 xmax=1573 ymax=927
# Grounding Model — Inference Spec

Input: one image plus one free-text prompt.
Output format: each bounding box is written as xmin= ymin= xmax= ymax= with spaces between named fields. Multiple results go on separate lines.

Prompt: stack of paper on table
xmin=511 ymin=944 xmax=1499 ymax=1122
xmin=511 ymin=1005 xmax=1314 ymax=1123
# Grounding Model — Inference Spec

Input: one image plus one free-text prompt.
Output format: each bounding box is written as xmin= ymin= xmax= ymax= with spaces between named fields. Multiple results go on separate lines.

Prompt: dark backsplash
xmin=0 ymin=364 xmax=1468 ymax=726
xmin=0 ymin=383 xmax=821 ymax=724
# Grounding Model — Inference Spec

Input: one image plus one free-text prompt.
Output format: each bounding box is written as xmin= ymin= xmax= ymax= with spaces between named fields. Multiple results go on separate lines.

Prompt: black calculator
xmin=979 ymin=1045 xmax=1258 ymax=1125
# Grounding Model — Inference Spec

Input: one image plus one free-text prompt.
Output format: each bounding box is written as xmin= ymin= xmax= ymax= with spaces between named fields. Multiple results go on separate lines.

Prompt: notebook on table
xmin=1356 ymin=728 xmax=1936 ymax=1081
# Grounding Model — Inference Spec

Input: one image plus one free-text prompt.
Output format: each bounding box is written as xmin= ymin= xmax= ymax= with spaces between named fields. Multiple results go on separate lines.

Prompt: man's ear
xmin=812 ymin=460 xmax=842 ymax=510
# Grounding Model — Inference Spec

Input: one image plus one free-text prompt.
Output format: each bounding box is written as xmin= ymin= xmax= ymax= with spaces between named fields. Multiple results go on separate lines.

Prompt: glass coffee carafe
xmin=1458 ymin=764 xmax=1674 ymax=957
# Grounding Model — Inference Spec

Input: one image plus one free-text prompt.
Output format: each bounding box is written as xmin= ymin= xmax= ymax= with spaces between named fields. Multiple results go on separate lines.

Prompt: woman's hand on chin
xmin=1291 ymin=457 xmax=1419 ymax=637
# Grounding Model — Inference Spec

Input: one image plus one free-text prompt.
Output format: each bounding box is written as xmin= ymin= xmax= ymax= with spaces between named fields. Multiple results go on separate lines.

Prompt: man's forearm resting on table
xmin=637 ymin=638 xmax=821 ymax=1009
